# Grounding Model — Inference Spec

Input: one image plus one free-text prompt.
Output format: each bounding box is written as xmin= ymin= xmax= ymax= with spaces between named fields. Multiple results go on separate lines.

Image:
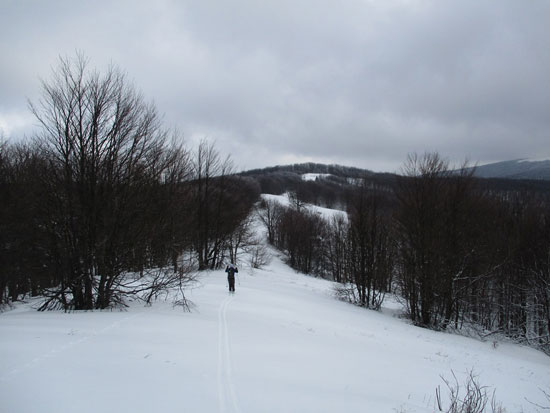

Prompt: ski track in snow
xmin=217 ymin=294 xmax=241 ymax=413
xmin=0 ymin=311 xmax=142 ymax=383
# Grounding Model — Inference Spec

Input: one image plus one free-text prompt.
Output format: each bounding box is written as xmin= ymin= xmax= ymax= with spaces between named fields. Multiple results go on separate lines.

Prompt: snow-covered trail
xmin=218 ymin=294 xmax=241 ymax=413
xmin=1 ymin=253 xmax=549 ymax=412
xmin=200 ymin=258 xmax=549 ymax=413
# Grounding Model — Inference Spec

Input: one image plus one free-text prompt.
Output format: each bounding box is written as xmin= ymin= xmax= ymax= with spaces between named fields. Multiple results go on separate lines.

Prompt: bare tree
xmin=395 ymin=153 xmax=483 ymax=327
xmin=288 ymin=190 xmax=305 ymax=212
xmin=324 ymin=213 xmax=348 ymax=283
xmin=346 ymin=183 xmax=394 ymax=309
xmin=249 ymin=241 xmax=271 ymax=269
xmin=29 ymin=53 xmax=186 ymax=310
xmin=189 ymin=140 xmax=259 ymax=269
xmin=189 ymin=140 xmax=237 ymax=269
xmin=257 ymin=198 xmax=284 ymax=244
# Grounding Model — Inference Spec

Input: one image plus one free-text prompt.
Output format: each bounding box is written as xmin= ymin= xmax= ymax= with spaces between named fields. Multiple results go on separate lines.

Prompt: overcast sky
xmin=1 ymin=0 xmax=549 ymax=172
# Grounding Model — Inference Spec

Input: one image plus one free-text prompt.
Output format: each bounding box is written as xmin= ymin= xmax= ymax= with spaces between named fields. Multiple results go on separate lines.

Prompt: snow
xmin=302 ymin=173 xmax=332 ymax=181
xmin=261 ymin=193 xmax=347 ymax=222
xmin=1 ymin=204 xmax=549 ymax=412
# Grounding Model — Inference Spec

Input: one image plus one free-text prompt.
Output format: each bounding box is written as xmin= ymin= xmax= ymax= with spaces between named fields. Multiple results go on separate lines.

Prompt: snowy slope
xmin=1 ymin=208 xmax=549 ymax=412
xmin=262 ymin=193 xmax=347 ymax=222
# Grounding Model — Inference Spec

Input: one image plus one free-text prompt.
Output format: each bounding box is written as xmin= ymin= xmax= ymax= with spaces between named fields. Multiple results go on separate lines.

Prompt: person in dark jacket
xmin=225 ymin=263 xmax=238 ymax=292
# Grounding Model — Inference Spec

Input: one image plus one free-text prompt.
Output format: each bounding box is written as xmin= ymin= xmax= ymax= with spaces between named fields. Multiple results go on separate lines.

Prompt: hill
xmin=240 ymin=162 xmax=550 ymax=206
xmin=471 ymin=158 xmax=550 ymax=180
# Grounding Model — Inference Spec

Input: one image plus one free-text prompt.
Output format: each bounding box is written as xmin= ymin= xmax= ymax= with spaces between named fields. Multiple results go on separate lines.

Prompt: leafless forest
xmin=1 ymin=55 xmax=549 ymax=355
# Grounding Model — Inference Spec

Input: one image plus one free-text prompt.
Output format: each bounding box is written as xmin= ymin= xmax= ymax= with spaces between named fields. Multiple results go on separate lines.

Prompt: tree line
xmin=259 ymin=153 xmax=550 ymax=353
xmin=0 ymin=54 xmax=259 ymax=311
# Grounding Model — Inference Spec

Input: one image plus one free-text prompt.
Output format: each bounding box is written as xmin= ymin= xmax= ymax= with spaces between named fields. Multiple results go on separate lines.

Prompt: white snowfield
xmin=262 ymin=193 xmax=347 ymax=222
xmin=301 ymin=173 xmax=332 ymax=181
xmin=1 ymin=202 xmax=549 ymax=412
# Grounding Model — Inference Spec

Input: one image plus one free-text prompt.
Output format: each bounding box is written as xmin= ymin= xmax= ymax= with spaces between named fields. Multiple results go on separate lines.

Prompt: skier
xmin=225 ymin=262 xmax=238 ymax=293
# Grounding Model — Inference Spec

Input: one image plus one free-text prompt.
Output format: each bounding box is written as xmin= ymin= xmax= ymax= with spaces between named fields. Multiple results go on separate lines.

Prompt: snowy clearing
xmin=302 ymin=173 xmax=333 ymax=181
xmin=261 ymin=193 xmax=347 ymax=221
xmin=1 ymin=249 xmax=549 ymax=412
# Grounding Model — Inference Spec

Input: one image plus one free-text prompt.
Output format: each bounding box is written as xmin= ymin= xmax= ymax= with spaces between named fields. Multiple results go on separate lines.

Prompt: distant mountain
xmin=239 ymin=162 xmax=398 ymax=209
xmin=471 ymin=159 xmax=550 ymax=180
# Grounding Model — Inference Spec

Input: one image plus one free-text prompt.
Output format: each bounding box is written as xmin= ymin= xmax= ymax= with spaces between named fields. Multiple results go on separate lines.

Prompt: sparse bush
xmin=249 ymin=243 xmax=271 ymax=269
xmin=333 ymin=283 xmax=360 ymax=305
xmin=436 ymin=370 xmax=505 ymax=413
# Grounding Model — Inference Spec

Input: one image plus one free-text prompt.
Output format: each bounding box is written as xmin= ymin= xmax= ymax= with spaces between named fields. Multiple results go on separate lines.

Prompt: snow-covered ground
xmin=302 ymin=173 xmax=332 ymax=181
xmin=1 ymin=202 xmax=549 ymax=412
xmin=262 ymin=193 xmax=347 ymax=221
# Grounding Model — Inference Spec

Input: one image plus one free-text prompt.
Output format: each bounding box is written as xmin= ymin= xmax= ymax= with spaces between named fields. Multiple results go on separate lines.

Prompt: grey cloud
xmin=1 ymin=0 xmax=549 ymax=171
